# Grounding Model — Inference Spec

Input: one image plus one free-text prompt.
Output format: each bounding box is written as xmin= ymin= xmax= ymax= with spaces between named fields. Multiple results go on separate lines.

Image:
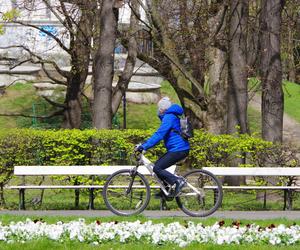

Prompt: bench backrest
xmin=14 ymin=165 xmax=176 ymax=176
xmin=203 ymin=167 xmax=300 ymax=176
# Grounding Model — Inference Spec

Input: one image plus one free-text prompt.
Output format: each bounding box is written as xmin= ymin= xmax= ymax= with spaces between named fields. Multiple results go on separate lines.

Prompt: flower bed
xmin=0 ymin=219 xmax=300 ymax=247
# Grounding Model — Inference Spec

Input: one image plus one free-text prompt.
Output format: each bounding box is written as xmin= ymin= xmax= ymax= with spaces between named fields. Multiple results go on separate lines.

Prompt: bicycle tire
xmin=103 ymin=169 xmax=151 ymax=216
xmin=176 ymin=169 xmax=223 ymax=217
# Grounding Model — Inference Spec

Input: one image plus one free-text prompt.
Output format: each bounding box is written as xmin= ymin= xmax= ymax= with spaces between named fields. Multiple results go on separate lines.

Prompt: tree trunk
xmin=62 ymin=74 xmax=84 ymax=129
xmin=225 ymin=0 xmax=249 ymax=186
xmin=246 ymin=0 xmax=260 ymax=76
xmin=62 ymin=3 xmax=92 ymax=129
xmin=286 ymin=15 xmax=296 ymax=82
xmin=259 ymin=0 xmax=284 ymax=143
xmin=206 ymin=47 xmax=228 ymax=134
xmin=206 ymin=4 xmax=228 ymax=134
xmin=227 ymin=0 xmax=249 ymax=135
xmin=112 ymin=0 xmax=138 ymax=114
xmin=93 ymin=0 xmax=118 ymax=129
xmin=0 ymin=184 xmax=5 ymax=206
xmin=258 ymin=0 xmax=284 ymax=203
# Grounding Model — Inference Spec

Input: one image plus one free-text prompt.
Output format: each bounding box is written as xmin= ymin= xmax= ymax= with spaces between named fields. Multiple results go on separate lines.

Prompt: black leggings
xmin=153 ymin=150 xmax=189 ymax=185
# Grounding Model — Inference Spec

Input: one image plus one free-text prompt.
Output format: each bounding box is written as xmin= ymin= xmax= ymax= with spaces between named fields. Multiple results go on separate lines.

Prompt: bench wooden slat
xmin=7 ymin=185 xmax=161 ymax=189
xmin=14 ymin=165 xmax=176 ymax=176
xmin=203 ymin=167 xmax=300 ymax=176
xmin=221 ymin=186 xmax=300 ymax=190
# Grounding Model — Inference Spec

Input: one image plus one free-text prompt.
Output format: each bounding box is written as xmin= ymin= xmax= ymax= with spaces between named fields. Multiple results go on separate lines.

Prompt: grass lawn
xmin=2 ymin=174 xmax=300 ymax=211
xmin=2 ymin=241 xmax=300 ymax=250
xmin=1 ymin=79 xmax=298 ymax=132
xmin=283 ymin=81 xmax=300 ymax=123
xmin=1 ymin=241 xmax=300 ymax=250
xmin=1 ymin=214 xmax=300 ymax=250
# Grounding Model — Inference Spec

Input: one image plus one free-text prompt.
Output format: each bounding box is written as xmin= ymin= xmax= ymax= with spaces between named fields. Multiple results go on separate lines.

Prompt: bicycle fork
xmin=125 ymin=167 xmax=138 ymax=195
xmin=126 ymin=167 xmax=144 ymax=208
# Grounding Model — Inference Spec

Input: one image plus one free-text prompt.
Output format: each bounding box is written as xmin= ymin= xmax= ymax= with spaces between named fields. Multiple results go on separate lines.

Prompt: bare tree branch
xmin=12 ymin=20 xmax=70 ymax=53
xmin=58 ymin=0 xmax=75 ymax=42
xmin=42 ymin=96 xmax=66 ymax=108
xmin=0 ymin=45 xmax=70 ymax=81
xmin=0 ymin=109 xmax=64 ymax=119
xmin=41 ymin=0 xmax=76 ymax=36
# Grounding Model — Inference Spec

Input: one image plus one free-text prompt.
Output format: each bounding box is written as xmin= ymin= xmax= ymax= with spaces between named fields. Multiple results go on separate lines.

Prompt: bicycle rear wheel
xmin=103 ymin=169 xmax=151 ymax=216
xmin=176 ymin=169 xmax=223 ymax=217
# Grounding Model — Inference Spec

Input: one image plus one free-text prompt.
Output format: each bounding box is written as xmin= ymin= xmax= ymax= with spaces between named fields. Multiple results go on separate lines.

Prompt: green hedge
xmin=0 ymin=129 xmax=298 ymax=186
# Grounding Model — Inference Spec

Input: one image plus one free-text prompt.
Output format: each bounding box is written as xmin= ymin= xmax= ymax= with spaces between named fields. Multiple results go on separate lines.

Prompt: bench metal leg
xmin=283 ymin=190 xmax=287 ymax=210
xmin=88 ymin=188 xmax=95 ymax=210
xmin=283 ymin=189 xmax=293 ymax=211
xmin=287 ymin=190 xmax=293 ymax=211
xmin=160 ymin=196 xmax=167 ymax=210
xmin=263 ymin=191 xmax=267 ymax=209
xmin=19 ymin=189 xmax=25 ymax=210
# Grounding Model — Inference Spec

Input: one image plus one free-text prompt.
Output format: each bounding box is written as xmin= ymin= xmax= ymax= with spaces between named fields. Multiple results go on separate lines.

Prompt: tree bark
xmin=61 ymin=2 xmax=92 ymax=129
xmin=207 ymin=47 xmax=228 ymax=134
xmin=136 ymin=0 xmax=207 ymax=128
xmin=206 ymin=4 xmax=228 ymax=134
xmin=286 ymin=8 xmax=296 ymax=82
xmin=93 ymin=0 xmax=118 ymax=129
xmin=112 ymin=0 xmax=138 ymax=114
xmin=259 ymin=0 xmax=284 ymax=143
xmin=225 ymin=0 xmax=249 ymax=186
xmin=227 ymin=0 xmax=249 ymax=135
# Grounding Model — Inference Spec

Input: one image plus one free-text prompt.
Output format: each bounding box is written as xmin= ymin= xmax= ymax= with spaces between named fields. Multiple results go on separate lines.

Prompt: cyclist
xmin=135 ymin=96 xmax=190 ymax=197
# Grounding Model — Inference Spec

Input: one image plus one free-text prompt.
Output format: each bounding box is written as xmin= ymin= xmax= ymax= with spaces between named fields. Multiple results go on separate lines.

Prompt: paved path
xmin=2 ymin=210 xmax=300 ymax=220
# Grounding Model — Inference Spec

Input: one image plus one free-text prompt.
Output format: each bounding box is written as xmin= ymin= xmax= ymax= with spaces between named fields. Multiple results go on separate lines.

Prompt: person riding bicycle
xmin=135 ymin=96 xmax=190 ymax=197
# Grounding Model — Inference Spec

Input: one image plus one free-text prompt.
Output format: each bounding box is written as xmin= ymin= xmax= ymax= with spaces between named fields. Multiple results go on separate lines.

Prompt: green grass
xmin=1 ymin=213 xmax=300 ymax=226
xmin=0 ymin=83 xmax=36 ymax=128
xmin=1 ymin=80 xmax=300 ymax=131
xmin=2 ymin=240 xmax=300 ymax=250
xmin=1 ymin=241 xmax=300 ymax=250
xmin=2 ymin=174 xmax=300 ymax=211
xmin=283 ymin=81 xmax=300 ymax=123
xmin=248 ymin=106 xmax=261 ymax=134
xmin=0 ymin=83 xmax=63 ymax=129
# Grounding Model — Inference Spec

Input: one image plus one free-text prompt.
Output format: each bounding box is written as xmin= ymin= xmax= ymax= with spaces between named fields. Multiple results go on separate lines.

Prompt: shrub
xmin=0 ymin=129 xmax=298 ymax=187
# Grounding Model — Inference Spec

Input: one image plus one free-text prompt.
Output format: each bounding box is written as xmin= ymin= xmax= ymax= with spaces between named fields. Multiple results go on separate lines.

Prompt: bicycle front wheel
xmin=103 ymin=169 xmax=151 ymax=216
xmin=176 ymin=169 xmax=223 ymax=217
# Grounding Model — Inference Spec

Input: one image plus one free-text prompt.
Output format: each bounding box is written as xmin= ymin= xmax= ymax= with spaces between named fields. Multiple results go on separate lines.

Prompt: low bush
xmin=0 ymin=129 xmax=298 ymax=190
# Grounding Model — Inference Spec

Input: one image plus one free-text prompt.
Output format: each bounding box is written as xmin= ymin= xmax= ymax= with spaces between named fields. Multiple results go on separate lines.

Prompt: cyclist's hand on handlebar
xmin=134 ymin=144 xmax=144 ymax=153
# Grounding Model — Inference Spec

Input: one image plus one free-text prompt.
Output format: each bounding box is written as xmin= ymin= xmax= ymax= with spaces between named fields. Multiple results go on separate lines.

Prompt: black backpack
xmin=172 ymin=115 xmax=194 ymax=140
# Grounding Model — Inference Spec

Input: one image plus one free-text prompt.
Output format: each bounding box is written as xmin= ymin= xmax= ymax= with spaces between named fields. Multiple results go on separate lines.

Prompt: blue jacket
xmin=141 ymin=104 xmax=190 ymax=152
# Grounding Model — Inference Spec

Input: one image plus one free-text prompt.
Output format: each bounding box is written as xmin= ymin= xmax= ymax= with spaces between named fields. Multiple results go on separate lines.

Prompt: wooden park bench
xmin=6 ymin=165 xmax=176 ymax=210
xmin=203 ymin=167 xmax=300 ymax=210
xmin=7 ymin=166 xmax=300 ymax=211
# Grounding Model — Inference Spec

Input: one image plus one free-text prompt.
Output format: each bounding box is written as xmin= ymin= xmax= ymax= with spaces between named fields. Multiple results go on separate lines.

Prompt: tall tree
xmin=61 ymin=1 xmax=93 ymax=128
xmin=225 ymin=0 xmax=249 ymax=186
xmin=0 ymin=0 xmax=94 ymax=129
xmin=259 ymin=0 xmax=284 ymax=143
xmin=227 ymin=0 xmax=249 ymax=135
xmin=207 ymin=3 xmax=228 ymax=134
xmin=112 ymin=0 xmax=139 ymax=114
xmin=132 ymin=0 xmax=228 ymax=130
xmin=93 ymin=0 xmax=119 ymax=129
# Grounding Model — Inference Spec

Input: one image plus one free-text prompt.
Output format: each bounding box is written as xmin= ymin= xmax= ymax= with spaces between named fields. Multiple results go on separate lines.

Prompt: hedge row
xmin=0 ymin=129 xmax=298 ymax=186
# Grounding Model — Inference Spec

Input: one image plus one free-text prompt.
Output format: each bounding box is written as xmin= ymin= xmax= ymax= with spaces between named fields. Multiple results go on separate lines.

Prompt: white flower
xmin=0 ymin=218 xmax=300 ymax=247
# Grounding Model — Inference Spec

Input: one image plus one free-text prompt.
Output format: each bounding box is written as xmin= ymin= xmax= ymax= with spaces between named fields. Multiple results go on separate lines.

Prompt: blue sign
xmin=39 ymin=25 xmax=57 ymax=38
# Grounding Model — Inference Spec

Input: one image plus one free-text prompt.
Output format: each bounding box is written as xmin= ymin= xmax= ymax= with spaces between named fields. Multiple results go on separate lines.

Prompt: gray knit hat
xmin=157 ymin=96 xmax=172 ymax=111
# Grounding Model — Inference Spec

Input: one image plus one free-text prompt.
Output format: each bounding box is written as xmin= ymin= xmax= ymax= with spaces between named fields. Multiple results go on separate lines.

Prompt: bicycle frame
xmin=133 ymin=153 xmax=204 ymax=197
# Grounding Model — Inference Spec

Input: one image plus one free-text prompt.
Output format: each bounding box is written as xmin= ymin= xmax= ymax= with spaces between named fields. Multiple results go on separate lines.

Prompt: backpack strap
xmin=170 ymin=114 xmax=189 ymax=140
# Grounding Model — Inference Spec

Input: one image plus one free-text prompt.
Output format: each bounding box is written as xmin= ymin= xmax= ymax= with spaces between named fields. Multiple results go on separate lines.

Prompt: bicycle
xmin=103 ymin=151 xmax=223 ymax=217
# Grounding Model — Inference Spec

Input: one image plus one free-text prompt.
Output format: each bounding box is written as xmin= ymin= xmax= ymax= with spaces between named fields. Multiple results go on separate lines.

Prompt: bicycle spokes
xmin=103 ymin=170 xmax=150 ymax=216
xmin=176 ymin=170 xmax=223 ymax=217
